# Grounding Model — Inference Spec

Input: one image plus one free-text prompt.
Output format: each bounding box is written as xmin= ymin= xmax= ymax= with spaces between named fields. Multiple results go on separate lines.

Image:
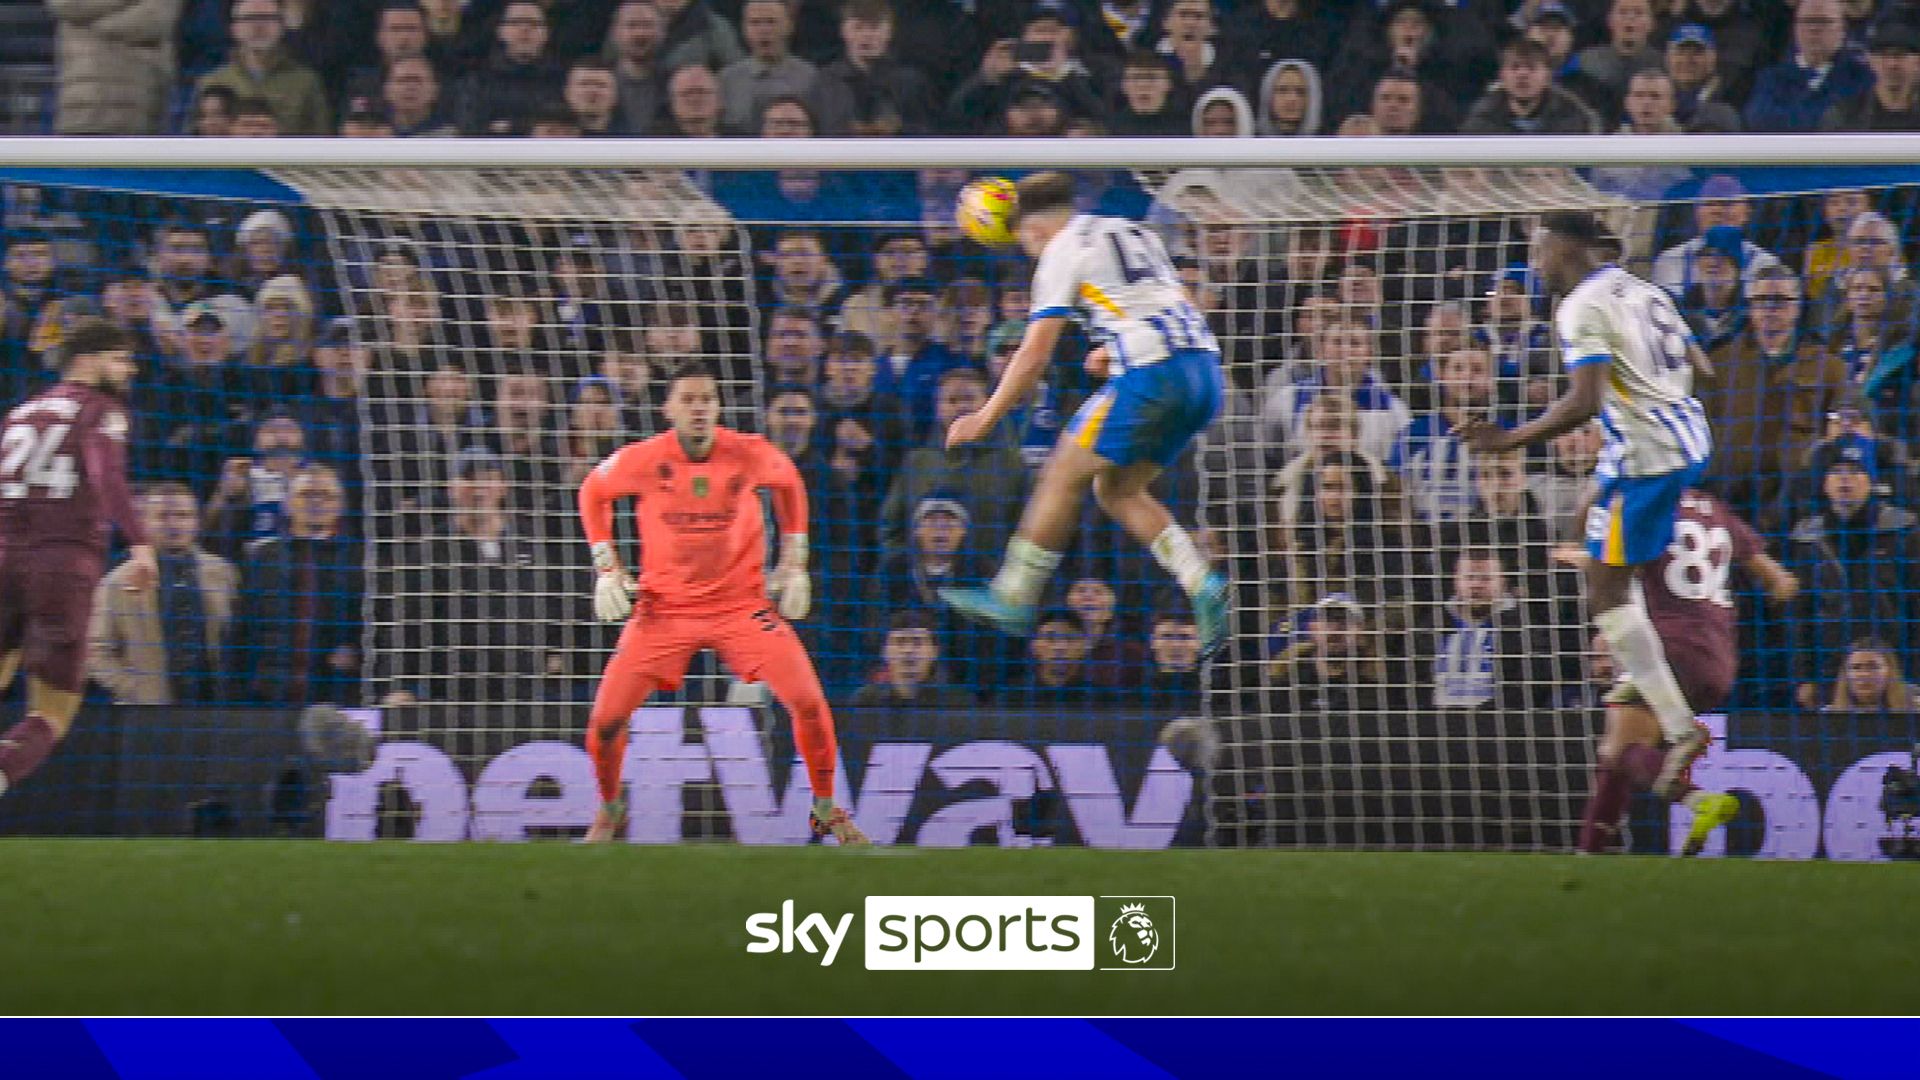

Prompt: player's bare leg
xmin=941 ymin=440 xmax=1104 ymax=636
xmin=581 ymin=655 xmax=660 ymax=844
xmin=1093 ymin=461 xmax=1229 ymax=654
xmin=1587 ymin=562 xmax=1706 ymax=797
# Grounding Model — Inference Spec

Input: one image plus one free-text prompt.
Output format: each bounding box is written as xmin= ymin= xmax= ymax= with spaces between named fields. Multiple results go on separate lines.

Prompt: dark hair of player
xmin=1013 ymin=171 xmax=1076 ymax=223
xmin=667 ymin=357 xmax=720 ymax=388
xmin=60 ymin=318 xmax=133 ymax=371
xmin=1540 ymin=210 xmax=1609 ymax=246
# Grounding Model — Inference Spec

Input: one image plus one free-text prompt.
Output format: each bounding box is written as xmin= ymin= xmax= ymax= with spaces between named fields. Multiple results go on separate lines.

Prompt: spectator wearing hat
xmin=1773 ymin=391 xmax=1919 ymax=530
xmin=878 ymin=366 xmax=1028 ymax=562
xmin=718 ymin=0 xmax=816 ymax=134
xmin=236 ymin=463 xmax=361 ymax=705
xmin=870 ymin=492 xmax=979 ymax=621
xmin=196 ymin=0 xmax=331 ymax=135
xmin=1679 ymin=225 xmax=1750 ymax=351
xmin=1745 ymin=0 xmax=1873 ymax=132
xmin=1822 ymin=20 xmax=1920 ymax=131
xmin=1462 ymin=38 xmax=1601 ymax=135
xmin=88 ymin=482 xmax=238 ymax=706
xmin=1702 ymin=264 xmax=1851 ymax=520
xmin=1521 ymin=1 xmax=1591 ymax=104
xmin=1267 ymin=593 xmax=1404 ymax=714
xmin=149 ymin=301 xmax=251 ymax=488
xmin=1652 ymin=174 xmax=1784 ymax=295
xmin=51 ymin=0 xmax=179 ymax=134
xmin=850 ymin=608 xmax=977 ymax=714
xmin=381 ymin=55 xmax=459 ymax=136
xmin=1664 ymin=23 xmax=1743 ymax=131
xmin=378 ymin=445 xmax=557 ymax=706
xmin=840 ymin=230 xmax=927 ymax=360
xmin=605 ymin=0 xmax=667 ymax=135
xmin=1789 ymin=435 xmax=1920 ymax=710
xmin=457 ymin=0 xmax=564 ymax=135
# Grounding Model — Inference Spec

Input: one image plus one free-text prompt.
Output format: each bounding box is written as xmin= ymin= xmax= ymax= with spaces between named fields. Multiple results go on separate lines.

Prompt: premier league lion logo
xmin=1107 ymin=903 xmax=1159 ymax=965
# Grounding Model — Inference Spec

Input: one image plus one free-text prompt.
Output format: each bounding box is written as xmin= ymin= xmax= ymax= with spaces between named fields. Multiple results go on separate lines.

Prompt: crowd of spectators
xmin=36 ymin=1 xmax=1920 ymax=143
xmin=19 ymin=0 xmax=1920 ymax=733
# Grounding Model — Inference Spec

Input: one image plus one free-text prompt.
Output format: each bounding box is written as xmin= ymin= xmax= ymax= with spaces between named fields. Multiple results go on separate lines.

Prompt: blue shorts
xmin=1062 ymin=348 xmax=1223 ymax=469
xmin=1585 ymin=462 xmax=1707 ymax=567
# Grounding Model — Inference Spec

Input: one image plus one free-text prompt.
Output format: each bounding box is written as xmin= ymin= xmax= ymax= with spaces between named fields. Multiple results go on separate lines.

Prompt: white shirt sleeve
xmin=1556 ymin=293 xmax=1613 ymax=371
xmin=1028 ymin=234 xmax=1079 ymax=321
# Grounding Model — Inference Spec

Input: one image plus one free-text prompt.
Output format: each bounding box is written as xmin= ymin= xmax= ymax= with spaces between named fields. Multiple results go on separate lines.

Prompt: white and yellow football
xmin=956 ymin=177 xmax=1019 ymax=247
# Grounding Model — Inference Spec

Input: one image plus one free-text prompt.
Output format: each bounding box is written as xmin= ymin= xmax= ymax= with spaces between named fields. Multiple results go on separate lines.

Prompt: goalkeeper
xmin=576 ymin=360 xmax=867 ymax=846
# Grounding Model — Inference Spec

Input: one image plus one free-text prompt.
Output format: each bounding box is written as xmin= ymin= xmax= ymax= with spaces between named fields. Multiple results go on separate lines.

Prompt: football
xmin=956 ymin=177 xmax=1019 ymax=247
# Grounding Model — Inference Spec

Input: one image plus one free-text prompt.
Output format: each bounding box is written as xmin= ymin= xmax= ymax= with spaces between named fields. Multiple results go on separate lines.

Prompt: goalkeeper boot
xmin=939 ymin=586 xmax=1037 ymax=637
xmin=810 ymin=806 xmax=870 ymax=846
xmin=583 ymin=799 xmax=626 ymax=844
xmin=1680 ymin=792 xmax=1739 ymax=857
xmin=1194 ymin=572 xmax=1231 ymax=657
xmin=1654 ymin=722 xmax=1712 ymax=801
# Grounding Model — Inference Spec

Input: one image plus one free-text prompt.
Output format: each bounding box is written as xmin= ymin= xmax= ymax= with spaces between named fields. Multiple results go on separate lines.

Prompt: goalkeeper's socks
xmin=1150 ymin=524 xmax=1212 ymax=597
xmin=814 ymin=796 xmax=835 ymax=822
xmin=1617 ymin=743 xmax=1665 ymax=791
xmin=990 ymin=537 xmax=1061 ymax=608
xmin=0 ymin=712 xmax=57 ymax=795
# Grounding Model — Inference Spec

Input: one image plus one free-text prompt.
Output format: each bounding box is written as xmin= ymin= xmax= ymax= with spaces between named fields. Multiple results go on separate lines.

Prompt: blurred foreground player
xmin=1576 ymin=489 xmax=1798 ymax=856
xmin=941 ymin=172 xmax=1230 ymax=652
xmin=0 ymin=319 xmax=154 ymax=797
xmin=576 ymin=361 xmax=867 ymax=845
xmin=1464 ymin=211 xmax=1716 ymax=800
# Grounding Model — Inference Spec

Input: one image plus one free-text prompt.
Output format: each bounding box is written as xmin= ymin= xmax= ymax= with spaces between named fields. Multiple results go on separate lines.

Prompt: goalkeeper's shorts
xmin=607 ymin=602 xmax=814 ymax=692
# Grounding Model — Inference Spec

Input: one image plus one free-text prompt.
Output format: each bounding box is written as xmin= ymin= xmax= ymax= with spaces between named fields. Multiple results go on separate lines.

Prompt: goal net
xmin=1 ymin=148 xmax=1915 ymax=857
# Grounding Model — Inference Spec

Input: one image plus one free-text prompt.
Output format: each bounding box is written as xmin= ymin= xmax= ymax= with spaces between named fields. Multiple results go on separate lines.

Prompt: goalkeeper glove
xmin=591 ymin=541 xmax=636 ymax=621
xmin=768 ymin=534 xmax=811 ymax=621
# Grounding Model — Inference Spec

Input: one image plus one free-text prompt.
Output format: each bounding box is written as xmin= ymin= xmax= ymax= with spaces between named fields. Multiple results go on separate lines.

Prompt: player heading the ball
xmin=0 ymin=318 xmax=154 ymax=799
xmin=1461 ymin=211 xmax=1716 ymax=799
xmin=575 ymin=360 xmax=867 ymax=846
xmin=942 ymin=172 xmax=1230 ymax=653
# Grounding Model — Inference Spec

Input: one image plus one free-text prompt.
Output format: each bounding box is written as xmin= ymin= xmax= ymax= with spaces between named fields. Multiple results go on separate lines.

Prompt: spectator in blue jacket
xmin=1744 ymin=0 xmax=1873 ymax=132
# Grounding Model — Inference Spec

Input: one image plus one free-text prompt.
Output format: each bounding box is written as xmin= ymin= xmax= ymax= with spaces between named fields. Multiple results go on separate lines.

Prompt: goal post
xmin=0 ymin=137 xmax=1916 ymax=856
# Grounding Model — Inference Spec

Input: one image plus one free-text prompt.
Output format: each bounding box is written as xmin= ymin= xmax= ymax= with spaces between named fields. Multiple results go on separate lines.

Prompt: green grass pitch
xmin=1 ymin=841 xmax=1916 ymax=1015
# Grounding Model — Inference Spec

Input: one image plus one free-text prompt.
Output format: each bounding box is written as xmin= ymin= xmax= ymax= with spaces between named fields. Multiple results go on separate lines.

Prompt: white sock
xmin=1593 ymin=587 xmax=1696 ymax=742
xmin=1681 ymin=790 xmax=1710 ymax=811
xmin=1150 ymin=524 xmax=1212 ymax=596
xmin=990 ymin=537 xmax=1061 ymax=607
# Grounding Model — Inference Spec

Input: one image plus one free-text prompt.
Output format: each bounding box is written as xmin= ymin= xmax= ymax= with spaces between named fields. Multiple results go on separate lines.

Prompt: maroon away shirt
xmin=0 ymin=382 xmax=145 ymax=574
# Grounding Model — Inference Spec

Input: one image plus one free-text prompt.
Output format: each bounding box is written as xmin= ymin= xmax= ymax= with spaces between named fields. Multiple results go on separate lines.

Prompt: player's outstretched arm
xmin=947 ymin=316 xmax=1067 ymax=449
xmin=1460 ymin=362 xmax=1604 ymax=454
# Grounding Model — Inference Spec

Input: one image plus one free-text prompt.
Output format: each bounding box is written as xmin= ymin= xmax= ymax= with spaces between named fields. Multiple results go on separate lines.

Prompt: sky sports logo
xmin=744 ymin=896 xmax=1175 ymax=971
